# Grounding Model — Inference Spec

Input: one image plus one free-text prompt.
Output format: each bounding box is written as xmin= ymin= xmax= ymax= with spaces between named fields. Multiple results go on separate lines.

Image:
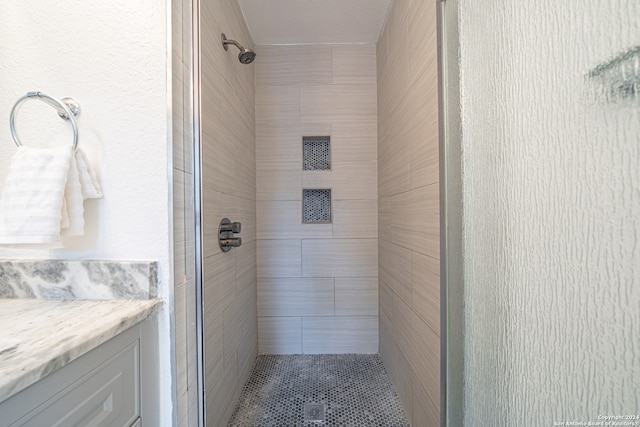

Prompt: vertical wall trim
xmin=438 ymin=0 xmax=464 ymax=426
xmin=437 ymin=3 xmax=448 ymax=425
xmin=191 ymin=0 xmax=205 ymax=425
xmin=167 ymin=0 xmax=178 ymax=424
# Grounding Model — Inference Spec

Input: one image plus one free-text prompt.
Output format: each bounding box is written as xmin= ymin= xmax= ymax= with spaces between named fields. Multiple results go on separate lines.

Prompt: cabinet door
xmin=13 ymin=340 xmax=139 ymax=427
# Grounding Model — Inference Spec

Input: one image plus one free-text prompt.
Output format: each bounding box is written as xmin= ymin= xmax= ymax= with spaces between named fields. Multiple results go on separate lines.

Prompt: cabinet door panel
xmin=13 ymin=340 xmax=139 ymax=427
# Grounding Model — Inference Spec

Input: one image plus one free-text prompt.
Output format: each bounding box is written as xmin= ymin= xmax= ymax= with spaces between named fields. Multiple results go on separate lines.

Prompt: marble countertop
xmin=0 ymin=298 xmax=160 ymax=403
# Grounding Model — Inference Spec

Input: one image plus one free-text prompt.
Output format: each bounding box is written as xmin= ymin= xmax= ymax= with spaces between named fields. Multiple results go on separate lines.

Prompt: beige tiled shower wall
xmin=377 ymin=0 xmax=440 ymax=425
xmin=199 ymin=1 xmax=257 ymax=426
xmin=172 ymin=0 xmax=198 ymax=426
xmin=255 ymin=45 xmax=379 ymax=355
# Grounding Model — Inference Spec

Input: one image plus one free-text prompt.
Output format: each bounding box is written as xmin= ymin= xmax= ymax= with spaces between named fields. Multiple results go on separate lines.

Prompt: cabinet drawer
xmin=10 ymin=339 xmax=139 ymax=427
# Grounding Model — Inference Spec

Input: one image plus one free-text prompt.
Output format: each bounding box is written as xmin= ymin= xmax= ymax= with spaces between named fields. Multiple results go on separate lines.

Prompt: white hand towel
xmin=0 ymin=146 xmax=73 ymax=246
xmin=61 ymin=152 xmax=84 ymax=236
xmin=0 ymin=146 xmax=103 ymax=246
xmin=75 ymin=149 xmax=103 ymax=199
xmin=61 ymin=149 xmax=103 ymax=237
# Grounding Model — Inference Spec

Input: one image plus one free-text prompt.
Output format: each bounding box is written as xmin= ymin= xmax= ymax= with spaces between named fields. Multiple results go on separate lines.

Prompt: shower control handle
xmin=219 ymin=218 xmax=242 ymax=252
xmin=220 ymin=221 xmax=241 ymax=233
xmin=220 ymin=238 xmax=242 ymax=248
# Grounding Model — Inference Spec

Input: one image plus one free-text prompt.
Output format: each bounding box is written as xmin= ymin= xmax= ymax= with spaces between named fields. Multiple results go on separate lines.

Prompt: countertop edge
xmin=0 ymin=298 xmax=161 ymax=403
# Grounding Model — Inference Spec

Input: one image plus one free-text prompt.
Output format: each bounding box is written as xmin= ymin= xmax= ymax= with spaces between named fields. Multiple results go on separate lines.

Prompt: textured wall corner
xmin=0 ymin=260 xmax=158 ymax=300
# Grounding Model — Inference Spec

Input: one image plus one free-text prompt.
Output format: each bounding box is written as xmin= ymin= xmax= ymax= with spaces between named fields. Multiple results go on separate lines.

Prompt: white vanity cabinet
xmin=0 ymin=317 xmax=158 ymax=427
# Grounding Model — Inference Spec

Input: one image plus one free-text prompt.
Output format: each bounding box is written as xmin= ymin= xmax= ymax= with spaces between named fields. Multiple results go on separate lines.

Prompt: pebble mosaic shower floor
xmin=228 ymin=354 xmax=410 ymax=427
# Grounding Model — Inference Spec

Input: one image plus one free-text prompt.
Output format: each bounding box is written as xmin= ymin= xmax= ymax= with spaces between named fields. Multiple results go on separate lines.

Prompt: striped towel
xmin=0 ymin=146 xmax=102 ymax=247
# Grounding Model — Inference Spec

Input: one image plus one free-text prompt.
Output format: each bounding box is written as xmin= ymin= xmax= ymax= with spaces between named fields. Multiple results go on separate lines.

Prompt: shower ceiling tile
xmin=238 ymin=0 xmax=391 ymax=44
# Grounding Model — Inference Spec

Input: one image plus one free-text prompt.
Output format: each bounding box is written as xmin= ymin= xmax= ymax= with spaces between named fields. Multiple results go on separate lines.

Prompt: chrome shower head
xmin=238 ymin=49 xmax=256 ymax=64
xmin=221 ymin=33 xmax=256 ymax=64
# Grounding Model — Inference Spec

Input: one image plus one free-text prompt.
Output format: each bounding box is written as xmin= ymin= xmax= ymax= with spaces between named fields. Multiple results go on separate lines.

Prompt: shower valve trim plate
xmin=219 ymin=218 xmax=242 ymax=252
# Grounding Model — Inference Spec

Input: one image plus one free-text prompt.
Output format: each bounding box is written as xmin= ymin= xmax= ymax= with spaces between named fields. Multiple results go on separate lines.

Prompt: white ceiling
xmin=238 ymin=0 xmax=391 ymax=45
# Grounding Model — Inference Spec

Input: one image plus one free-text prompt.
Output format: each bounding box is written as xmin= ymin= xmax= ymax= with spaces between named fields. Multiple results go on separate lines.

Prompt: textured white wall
xmin=459 ymin=1 xmax=640 ymax=425
xmin=0 ymin=1 xmax=169 ymax=262
xmin=0 ymin=1 xmax=173 ymax=423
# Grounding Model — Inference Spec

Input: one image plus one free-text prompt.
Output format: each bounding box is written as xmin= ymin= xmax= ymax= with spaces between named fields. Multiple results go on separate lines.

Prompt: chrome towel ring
xmin=10 ymin=92 xmax=81 ymax=151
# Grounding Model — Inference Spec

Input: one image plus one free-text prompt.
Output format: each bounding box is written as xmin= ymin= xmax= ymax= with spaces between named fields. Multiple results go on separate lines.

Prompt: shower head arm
xmin=221 ymin=34 xmax=244 ymax=52
xmin=221 ymin=33 xmax=256 ymax=64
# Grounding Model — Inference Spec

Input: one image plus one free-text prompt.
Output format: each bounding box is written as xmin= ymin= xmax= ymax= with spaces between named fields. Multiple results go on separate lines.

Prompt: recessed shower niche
xmin=302 ymin=189 xmax=332 ymax=223
xmin=302 ymin=136 xmax=331 ymax=170
xmin=302 ymin=135 xmax=332 ymax=223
